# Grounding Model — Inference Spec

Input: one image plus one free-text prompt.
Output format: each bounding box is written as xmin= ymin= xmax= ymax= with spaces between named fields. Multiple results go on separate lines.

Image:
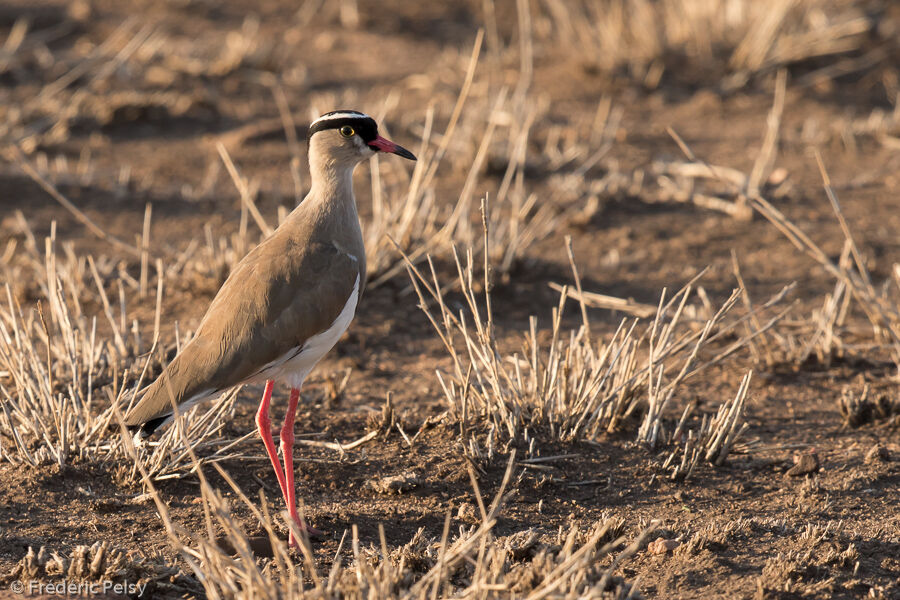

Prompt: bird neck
xmin=301 ymin=157 xmax=362 ymax=240
xmin=308 ymin=155 xmax=357 ymax=207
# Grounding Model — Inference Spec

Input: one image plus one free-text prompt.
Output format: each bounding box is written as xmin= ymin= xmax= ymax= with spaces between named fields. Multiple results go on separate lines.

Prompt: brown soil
xmin=1 ymin=1 xmax=899 ymax=599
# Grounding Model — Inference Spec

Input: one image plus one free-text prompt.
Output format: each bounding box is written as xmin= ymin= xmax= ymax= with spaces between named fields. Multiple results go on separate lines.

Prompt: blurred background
xmin=2 ymin=2 xmax=900 ymax=598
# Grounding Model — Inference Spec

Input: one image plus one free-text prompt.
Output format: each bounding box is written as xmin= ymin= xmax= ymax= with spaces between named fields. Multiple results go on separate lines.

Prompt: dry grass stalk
xmin=5 ymin=145 xmax=142 ymax=258
xmin=5 ymin=541 xmax=190 ymax=595
xmin=548 ymin=284 xmax=657 ymax=319
xmin=365 ymin=28 xmax=559 ymax=288
xmin=746 ymin=242 xmax=855 ymax=368
xmin=217 ymin=142 xmax=274 ymax=238
xmin=749 ymin=161 xmax=900 ymax=369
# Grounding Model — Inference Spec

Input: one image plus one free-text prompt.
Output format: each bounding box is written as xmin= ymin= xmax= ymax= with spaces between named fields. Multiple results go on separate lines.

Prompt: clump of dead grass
xmin=399 ymin=208 xmax=776 ymax=475
xmin=759 ymin=522 xmax=863 ymax=598
xmin=838 ymin=384 xmax=900 ymax=429
xmin=661 ymin=371 xmax=751 ymax=481
xmin=0 ymin=226 xmax=127 ymax=467
xmin=0 ymin=219 xmax=253 ymax=479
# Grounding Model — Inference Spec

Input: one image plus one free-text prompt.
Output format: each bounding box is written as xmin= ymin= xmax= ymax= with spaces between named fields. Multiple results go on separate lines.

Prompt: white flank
xmin=254 ymin=273 xmax=361 ymax=389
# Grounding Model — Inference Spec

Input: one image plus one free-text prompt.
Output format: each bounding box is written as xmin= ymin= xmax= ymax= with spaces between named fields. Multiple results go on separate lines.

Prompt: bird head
xmin=307 ymin=111 xmax=416 ymax=170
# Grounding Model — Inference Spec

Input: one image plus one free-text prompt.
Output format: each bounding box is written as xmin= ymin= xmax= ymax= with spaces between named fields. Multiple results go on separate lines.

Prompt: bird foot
xmin=288 ymin=521 xmax=324 ymax=548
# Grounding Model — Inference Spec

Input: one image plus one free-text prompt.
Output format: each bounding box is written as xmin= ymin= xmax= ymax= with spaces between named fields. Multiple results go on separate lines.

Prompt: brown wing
xmin=124 ymin=233 xmax=361 ymax=427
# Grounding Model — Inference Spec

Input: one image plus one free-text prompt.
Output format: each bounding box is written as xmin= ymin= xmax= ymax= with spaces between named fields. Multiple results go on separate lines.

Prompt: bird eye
xmin=340 ymin=126 xmax=355 ymax=138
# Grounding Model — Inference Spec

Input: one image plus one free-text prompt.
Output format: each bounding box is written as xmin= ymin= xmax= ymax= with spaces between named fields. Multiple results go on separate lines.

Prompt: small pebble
xmin=786 ymin=450 xmax=819 ymax=477
xmin=767 ymin=168 xmax=789 ymax=186
xmin=864 ymin=444 xmax=889 ymax=464
xmin=648 ymin=538 xmax=680 ymax=554
xmin=366 ymin=472 xmax=419 ymax=494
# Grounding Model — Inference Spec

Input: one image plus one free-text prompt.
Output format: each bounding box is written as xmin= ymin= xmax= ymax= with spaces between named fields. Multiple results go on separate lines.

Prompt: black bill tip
xmin=393 ymin=145 xmax=417 ymax=161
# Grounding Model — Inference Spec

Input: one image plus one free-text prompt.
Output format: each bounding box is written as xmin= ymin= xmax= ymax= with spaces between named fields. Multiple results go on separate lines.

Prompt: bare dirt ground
xmin=1 ymin=1 xmax=899 ymax=598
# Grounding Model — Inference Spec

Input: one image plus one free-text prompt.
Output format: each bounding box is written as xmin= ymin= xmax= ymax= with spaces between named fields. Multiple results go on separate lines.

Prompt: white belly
xmin=253 ymin=274 xmax=360 ymax=389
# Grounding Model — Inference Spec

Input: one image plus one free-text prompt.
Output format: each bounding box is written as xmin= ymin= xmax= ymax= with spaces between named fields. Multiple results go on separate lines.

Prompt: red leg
xmin=255 ymin=380 xmax=288 ymax=502
xmin=280 ymin=387 xmax=323 ymax=543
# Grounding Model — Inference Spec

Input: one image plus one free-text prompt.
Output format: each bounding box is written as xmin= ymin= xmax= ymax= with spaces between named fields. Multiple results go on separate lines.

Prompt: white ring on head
xmin=310 ymin=112 xmax=372 ymax=126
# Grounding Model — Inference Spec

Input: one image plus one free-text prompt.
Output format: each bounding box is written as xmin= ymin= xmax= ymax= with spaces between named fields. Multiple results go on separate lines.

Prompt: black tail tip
xmin=126 ymin=415 xmax=170 ymax=439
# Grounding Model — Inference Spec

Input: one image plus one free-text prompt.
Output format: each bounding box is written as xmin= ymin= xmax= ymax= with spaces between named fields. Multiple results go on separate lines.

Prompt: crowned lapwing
xmin=124 ymin=110 xmax=416 ymax=546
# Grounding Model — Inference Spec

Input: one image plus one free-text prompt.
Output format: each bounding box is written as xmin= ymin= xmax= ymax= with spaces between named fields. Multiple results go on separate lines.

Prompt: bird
xmin=124 ymin=110 xmax=416 ymax=546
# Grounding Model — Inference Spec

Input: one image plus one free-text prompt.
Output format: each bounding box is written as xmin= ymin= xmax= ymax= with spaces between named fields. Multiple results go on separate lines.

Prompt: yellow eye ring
xmin=340 ymin=125 xmax=355 ymax=138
